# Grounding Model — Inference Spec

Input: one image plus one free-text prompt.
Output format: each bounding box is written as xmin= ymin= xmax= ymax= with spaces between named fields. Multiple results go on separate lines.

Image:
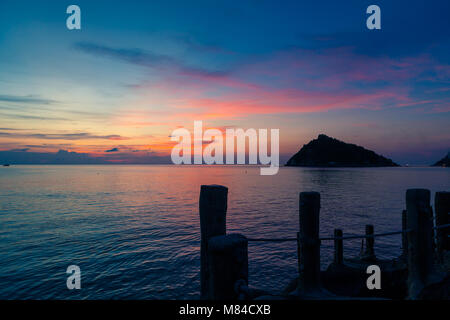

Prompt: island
xmin=286 ymin=134 xmax=399 ymax=167
xmin=432 ymin=153 xmax=449 ymax=167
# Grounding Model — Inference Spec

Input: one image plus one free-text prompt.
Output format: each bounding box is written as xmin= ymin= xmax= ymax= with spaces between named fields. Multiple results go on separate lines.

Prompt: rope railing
xmin=320 ymin=229 xmax=412 ymax=241
xmin=247 ymin=224 xmax=450 ymax=243
xmin=247 ymin=237 xmax=297 ymax=242
xmin=434 ymin=223 xmax=450 ymax=230
xmin=199 ymin=186 xmax=450 ymax=300
xmin=247 ymin=229 xmax=409 ymax=243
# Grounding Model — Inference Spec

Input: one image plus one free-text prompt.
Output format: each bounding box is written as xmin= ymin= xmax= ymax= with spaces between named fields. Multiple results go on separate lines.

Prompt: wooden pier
xmin=199 ymin=186 xmax=450 ymax=300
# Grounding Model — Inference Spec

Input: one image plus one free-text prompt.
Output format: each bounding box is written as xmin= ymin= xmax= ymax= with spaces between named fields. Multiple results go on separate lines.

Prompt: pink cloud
xmin=117 ymin=46 xmax=448 ymax=123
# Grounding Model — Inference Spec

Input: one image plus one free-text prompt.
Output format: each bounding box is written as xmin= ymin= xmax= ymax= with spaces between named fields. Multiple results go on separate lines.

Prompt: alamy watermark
xmin=366 ymin=5 xmax=381 ymax=30
xmin=65 ymin=5 xmax=380 ymax=31
xmin=170 ymin=121 xmax=279 ymax=175
xmin=66 ymin=5 xmax=81 ymax=30
xmin=366 ymin=264 xmax=381 ymax=290
xmin=66 ymin=265 xmax=81 ymax=290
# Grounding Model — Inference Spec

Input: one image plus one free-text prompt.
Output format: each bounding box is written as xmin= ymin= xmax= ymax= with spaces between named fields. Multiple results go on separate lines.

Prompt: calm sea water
xmin=0 ymin=165 xmax=448 ymax=299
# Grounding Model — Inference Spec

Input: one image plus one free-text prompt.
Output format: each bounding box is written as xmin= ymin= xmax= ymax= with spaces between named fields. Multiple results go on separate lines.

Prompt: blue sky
xmin=0 ymin=0 xmax=449 ymax=165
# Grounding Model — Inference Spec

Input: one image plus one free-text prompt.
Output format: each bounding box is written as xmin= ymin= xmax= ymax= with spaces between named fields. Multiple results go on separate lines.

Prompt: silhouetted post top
xmin=208 ymin=233 xmax=247 ymax=252
xmin=300 ymin=192 xmax=321 ymax=208
xmin=299 ymin=192 xmax=320 ymax=238
xmin=406 ymin=189 xmax=430 ymax=209
xmin=201 ymin=184 xmax=228 ymax=192
xmin=199 ymin=184 xmax=228 ymax=239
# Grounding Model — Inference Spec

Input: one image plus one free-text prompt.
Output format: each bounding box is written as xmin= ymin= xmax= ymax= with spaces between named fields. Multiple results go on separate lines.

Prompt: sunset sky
xmin=0 ymin=0 xmax=449 ymax=165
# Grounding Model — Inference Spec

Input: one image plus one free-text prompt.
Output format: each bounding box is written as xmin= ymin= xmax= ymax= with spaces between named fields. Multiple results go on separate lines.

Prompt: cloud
xmin=123 ymin=45 xmax=449 ymax=121
xmin=0 ymin=131 xmax=129 ymax=141
xmin=74 ymin=42 xmax=227 ymax=78
xmin=9 ymin=148 xmax=29 ymax=152
xmin=28 ymin=133 xmax=128 ymax=141
xmin=0 ymin=112 xmax=68 ymax=121
xmin=74 ymin=41 xmax=449 ymax=126
xmin=105 ymin=147 xmax=119 ymax=152
xmin=0 ymin=149 xmax=171 ymax=164
xmin=0 ymin=94 xmax=56 ymax=105
xmin=0 ymin=149 xmax=102 ymax=164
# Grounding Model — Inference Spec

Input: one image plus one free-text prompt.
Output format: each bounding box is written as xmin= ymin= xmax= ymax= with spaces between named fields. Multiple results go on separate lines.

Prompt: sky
xmin=0 ymin=0 xmax=449 ymax=165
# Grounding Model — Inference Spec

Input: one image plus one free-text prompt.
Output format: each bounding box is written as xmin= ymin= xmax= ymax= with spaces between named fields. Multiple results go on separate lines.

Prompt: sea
xmin=0 ymin=165 xmax=448 ymax=299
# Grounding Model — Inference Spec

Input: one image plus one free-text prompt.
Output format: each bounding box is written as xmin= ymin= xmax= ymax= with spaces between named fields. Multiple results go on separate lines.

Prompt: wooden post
xmin=364 ymin=224 xmax=375 ymax=260
xmin=435 ymin=191 xmax=450 ymax=256
xmin=298 ymin=192 xmax=321 ymax=293
xmin=402 ymin=209 xmax=408 ymax=258
xmin=334 ymin=229 xmax=343 ymax=264
xmin=406 ymin=188 xmax=433 ymax=299
xmin=199 ymin=184 xmax=228 ymax=298
xmin=207 ymin=234 xmax=248 ymax=300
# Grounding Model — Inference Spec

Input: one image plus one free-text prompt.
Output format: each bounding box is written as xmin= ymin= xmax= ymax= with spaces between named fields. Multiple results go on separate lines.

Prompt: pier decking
xmin=199 ymin=187 xmax=450 ymax=300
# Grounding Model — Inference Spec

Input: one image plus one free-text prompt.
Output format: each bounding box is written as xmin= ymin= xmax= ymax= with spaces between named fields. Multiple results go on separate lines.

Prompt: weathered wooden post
xmin=401 ymin=209 xmax=408 ymax=258
xmin=364 ymin=224 xmax=375 ymax=261
xmin=298 ymin=192 xmax=321 ymax=293
xmin=207 ymin=234 xmax=248 ymax=300
xmin=406 ymin=188 xmax=433 ymax=299
xmin=435 ymin=192 xmax=450 ymax=257
xmin=199 ymin=184 xmax=228 ymax=298
xmin=334 ymin=229 xmax=343 ymax=264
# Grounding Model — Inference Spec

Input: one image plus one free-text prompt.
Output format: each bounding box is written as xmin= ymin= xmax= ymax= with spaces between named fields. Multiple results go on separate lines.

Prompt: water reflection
xmin=0 ymin=165 xmax=448 ymax=299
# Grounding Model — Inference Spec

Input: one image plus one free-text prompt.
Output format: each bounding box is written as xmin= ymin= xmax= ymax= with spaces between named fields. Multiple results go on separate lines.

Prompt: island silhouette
xmin=286 ymin=134 xmax=399 ymax=167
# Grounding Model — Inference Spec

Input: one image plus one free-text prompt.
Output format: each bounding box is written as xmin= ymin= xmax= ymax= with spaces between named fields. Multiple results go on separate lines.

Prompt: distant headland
xmin=432 ymin=152 xmax=449 ymax=167
xmin=286 ymin=134 xmax=399 ymax=167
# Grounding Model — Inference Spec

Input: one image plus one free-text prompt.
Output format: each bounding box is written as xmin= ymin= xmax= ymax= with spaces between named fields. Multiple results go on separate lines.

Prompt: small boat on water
xmin=3 ymin=164 xmax=10 ymax=167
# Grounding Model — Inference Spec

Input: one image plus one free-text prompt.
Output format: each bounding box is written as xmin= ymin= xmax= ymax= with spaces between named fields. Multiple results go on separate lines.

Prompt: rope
xmin=247 ymin=224 xmax=450 ymax=243
xmin=321 ymin=229 xmax=413 ymax=241
xmin=247 ymin=237 xmax=297 ymax=242
xmin=433 ymin=223 xmax=450 ymax=230
xmin=247 ymin=228 xmax=415 ymax=243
